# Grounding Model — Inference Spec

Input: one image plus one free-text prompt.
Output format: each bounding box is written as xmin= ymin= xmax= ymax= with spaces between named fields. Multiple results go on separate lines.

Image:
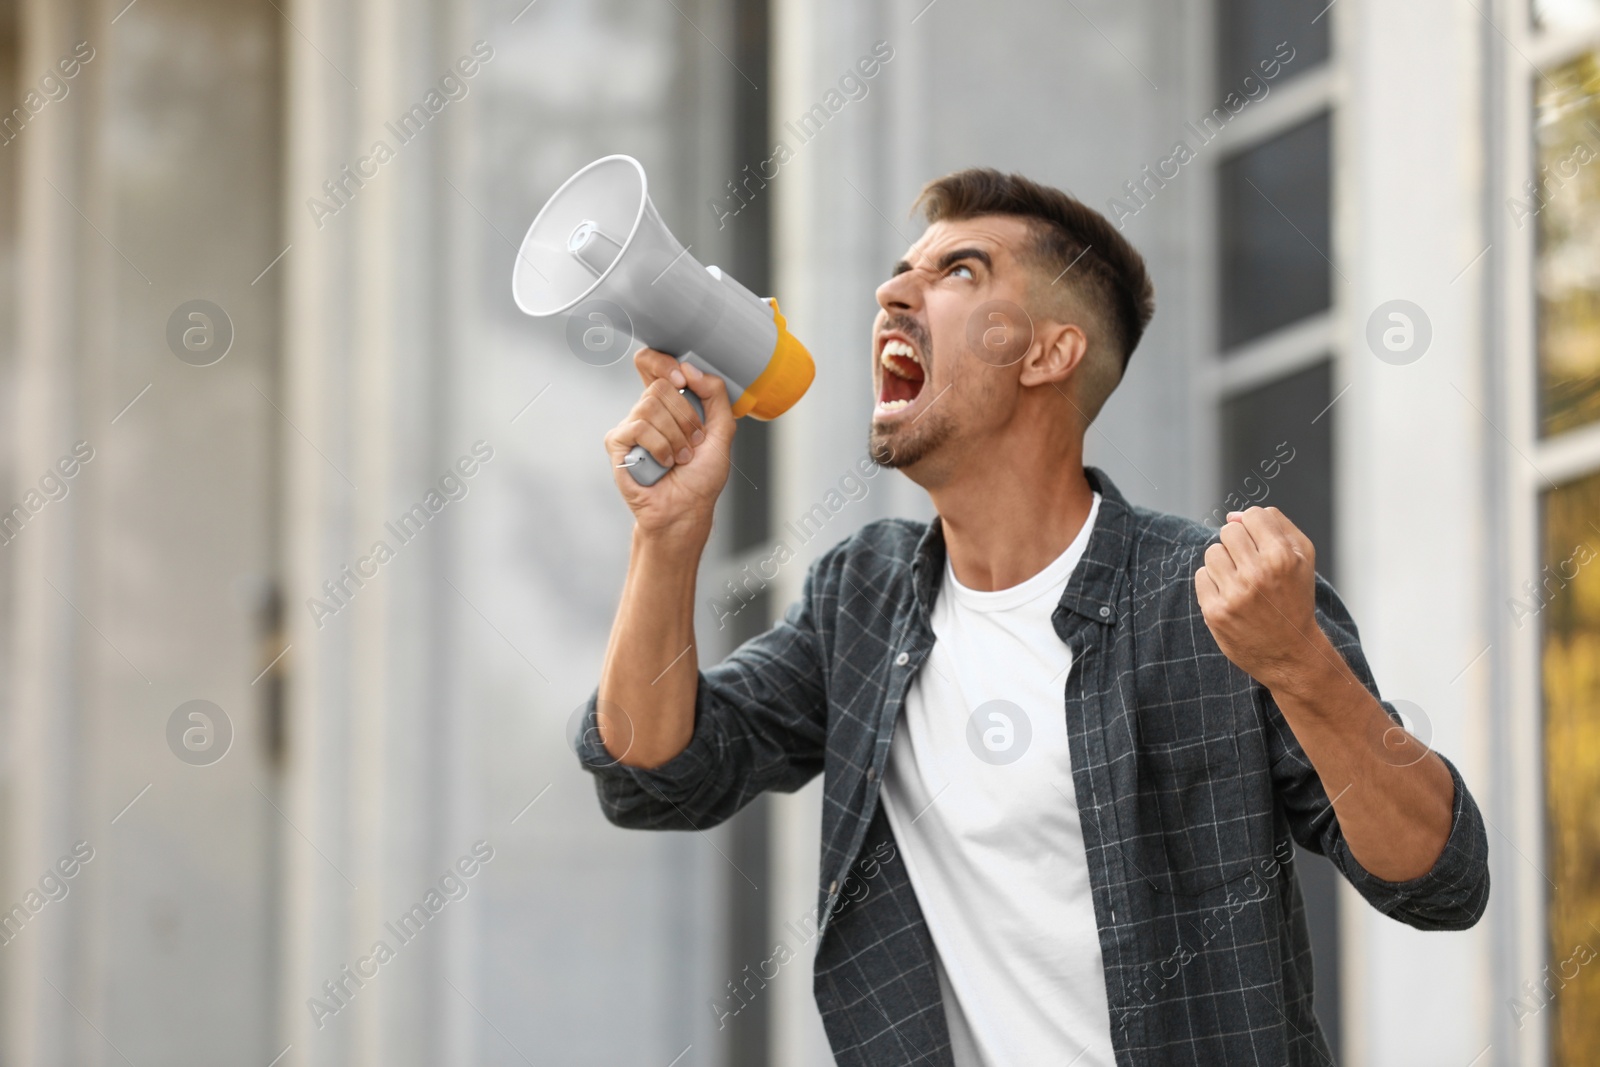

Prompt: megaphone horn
xmin=512 ymin=154 xmax=815 ymax=486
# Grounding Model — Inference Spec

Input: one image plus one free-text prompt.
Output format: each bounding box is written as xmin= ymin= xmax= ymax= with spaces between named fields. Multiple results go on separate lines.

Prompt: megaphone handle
xmin=622 ymin=388 xmax=706 ymax=486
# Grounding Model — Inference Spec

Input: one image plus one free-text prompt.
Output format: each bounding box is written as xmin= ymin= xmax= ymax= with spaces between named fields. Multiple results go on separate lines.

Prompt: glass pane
xmin=1219 ymin=361 xmax=1335 ymax=579
xmin=1540 ymin=473 xmax=1600 ymax=1064
xmin=1536 ymin=53 xmax=1600 ymax=436
xmin=1220 ymin=359 xmax=1339 ymax=1059
xmin=1534 ymin=0 xmax=1600 ymax=32
xmin=1215 ymin=0 xmax=1331 ymax=94
xmin=1219 ymin=114 xmax=1333 ymax=351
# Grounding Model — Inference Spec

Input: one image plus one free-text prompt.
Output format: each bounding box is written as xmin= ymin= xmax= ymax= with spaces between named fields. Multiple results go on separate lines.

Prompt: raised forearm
xmin=1265 ymin=631 xmax=1455 ymax=882
xmin=596 ymin=352 xmax=734 ymax=769
xmin=597 ymin=524 xmax=709 ymax=768
xmin=1195 ymin=506 xmax=1456 ymax=883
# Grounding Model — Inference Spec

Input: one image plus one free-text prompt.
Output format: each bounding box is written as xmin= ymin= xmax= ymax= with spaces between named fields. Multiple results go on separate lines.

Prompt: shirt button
xmin=829 ymin=879 xmax=839 ymax=895
xmin=866 ymin=767 xmax=877 ymax=782
xmin=895 ymin=652 xmax=910 ymax=666
xmin=1099 ymin=606 xmax=1111 ymax=617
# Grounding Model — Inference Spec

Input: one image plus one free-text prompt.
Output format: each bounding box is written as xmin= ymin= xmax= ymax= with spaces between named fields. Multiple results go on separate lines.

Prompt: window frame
xmin=1202 ymin=36 xmax=1341 ymax=424
xmin=1199 ymin=8 xmax=1343 ymax=509
xmin=1198 ymin=0 xmax=1347 ymax=1052
xmin=1499 ymin=2 xmax=1600 ymax=1063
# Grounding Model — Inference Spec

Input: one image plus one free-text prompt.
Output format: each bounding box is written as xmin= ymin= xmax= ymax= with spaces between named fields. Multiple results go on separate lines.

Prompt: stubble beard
xmin=869 ymin=313 xmax=949 ymax=470
xmin=869 ymin=408 xmax=954 ymax=470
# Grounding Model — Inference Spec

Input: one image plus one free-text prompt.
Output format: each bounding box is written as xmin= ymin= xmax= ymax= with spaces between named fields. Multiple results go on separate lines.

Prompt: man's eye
xmin=949 ymin=264 xmax=974 ymax=279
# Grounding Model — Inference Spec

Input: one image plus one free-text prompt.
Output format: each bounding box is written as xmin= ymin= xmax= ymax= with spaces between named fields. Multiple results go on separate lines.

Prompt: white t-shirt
xmin=879 ymin=493 xmax=1114 ymax=1067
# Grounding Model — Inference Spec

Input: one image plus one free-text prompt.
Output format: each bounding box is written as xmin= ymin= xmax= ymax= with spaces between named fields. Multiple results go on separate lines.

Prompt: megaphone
xmin=511 ymin=154 xmax=815 ymax=486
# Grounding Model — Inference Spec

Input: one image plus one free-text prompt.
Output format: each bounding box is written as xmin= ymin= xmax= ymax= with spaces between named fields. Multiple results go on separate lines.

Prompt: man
xmin=575 ymin=168 xmax=1488 ymax=1066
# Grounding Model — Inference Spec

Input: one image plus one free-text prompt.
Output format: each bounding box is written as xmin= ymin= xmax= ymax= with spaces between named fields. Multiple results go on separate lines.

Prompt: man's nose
xmin=876 ymin=269 xmax=920 ymax=315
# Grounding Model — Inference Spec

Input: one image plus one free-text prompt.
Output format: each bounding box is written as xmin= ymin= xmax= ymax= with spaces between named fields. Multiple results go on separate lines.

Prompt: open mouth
xmin=876 ymin=335 xmax=925 ymax=417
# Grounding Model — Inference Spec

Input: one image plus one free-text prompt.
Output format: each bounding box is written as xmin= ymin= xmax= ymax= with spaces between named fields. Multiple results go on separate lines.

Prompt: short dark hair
xmin=912 ymin=168 xmax=1156 ymax=368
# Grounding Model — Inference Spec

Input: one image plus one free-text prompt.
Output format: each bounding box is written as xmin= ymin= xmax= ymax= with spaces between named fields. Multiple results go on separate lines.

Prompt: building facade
xmin=0 ymin=0 xmax=1591 ymax=1064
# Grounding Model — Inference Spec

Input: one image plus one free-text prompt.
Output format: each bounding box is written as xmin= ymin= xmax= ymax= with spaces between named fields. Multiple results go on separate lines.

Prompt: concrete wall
xmin=0 ymin=0 xmax=1530 ymax=1064
xmin=1337 ymin=1 xmax=1499 ymax=1063
xmin=3 ymin=0 xmax=285 ymax=1063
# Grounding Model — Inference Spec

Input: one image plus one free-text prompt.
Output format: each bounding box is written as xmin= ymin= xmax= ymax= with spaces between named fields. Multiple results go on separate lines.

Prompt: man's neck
xmin=928 ymin=449 xmax=1096 ymax=593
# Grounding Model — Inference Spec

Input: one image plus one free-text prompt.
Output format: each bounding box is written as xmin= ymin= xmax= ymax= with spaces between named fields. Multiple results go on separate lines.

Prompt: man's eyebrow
xmin=890 ymin=247 xmax=993 ymax=277
xmin=937 ymin=247 xmax=991 ymax=272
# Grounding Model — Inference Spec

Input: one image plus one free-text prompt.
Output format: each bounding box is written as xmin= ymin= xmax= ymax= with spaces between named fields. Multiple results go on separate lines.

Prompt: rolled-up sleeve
xmin=1325 ymin=751 xmax=1490 ymax=929
xmin=1267 ymin=576 xmax=1491 ymax=931
xmin=575 ymin=558 xmax=831 ymax=831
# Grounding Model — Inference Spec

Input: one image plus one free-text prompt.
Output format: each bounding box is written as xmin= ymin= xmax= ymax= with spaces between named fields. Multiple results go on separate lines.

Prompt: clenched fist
xmin=603 ymin=348 xmax=736 ymax=542
xmin=1194 ymin=506 xmax=1325 ymax=690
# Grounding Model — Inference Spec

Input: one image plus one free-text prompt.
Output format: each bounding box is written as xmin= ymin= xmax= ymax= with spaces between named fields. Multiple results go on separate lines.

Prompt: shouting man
xmin=576 ymin=168 xmax=1488 ymax=1066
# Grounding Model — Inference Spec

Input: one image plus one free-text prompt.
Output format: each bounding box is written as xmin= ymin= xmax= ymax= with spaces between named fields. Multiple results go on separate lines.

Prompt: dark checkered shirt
xmin=575 ymin=467 xmax=1490 ymax=1066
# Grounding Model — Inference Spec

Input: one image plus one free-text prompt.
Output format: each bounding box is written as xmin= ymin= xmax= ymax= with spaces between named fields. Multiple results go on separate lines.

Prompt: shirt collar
xmin=910 ymin=466 xmax=1133 ymax=630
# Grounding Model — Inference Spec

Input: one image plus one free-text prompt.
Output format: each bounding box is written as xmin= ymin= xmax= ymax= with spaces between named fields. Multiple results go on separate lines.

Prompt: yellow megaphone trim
xmin=730 ymin=299 xmax=815 ymax=420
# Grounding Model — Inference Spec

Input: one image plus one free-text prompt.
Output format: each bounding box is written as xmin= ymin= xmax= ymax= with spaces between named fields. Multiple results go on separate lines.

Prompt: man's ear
xmin=1018 ymin=320 xmax=1088 ymax=388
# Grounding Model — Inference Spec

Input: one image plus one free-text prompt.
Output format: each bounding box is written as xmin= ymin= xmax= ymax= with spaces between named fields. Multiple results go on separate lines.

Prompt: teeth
xmin=876 ymin=398 xmax=913 ymax=412
xmin=880 ymin=338 xmax=921 ymax=375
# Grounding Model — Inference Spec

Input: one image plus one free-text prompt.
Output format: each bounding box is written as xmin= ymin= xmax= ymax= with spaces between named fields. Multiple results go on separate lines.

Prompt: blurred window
xmin=1219 ymin=361 xmax=1335 ymax=574
xmin=1215 ymin=0 xmax=1331 ymax=93
xmin=1535 ymin=52 xmax=1600 ymax=436
xmin=1534 ymin=0 xmax=1600 ymax=32
xmin=1539 ymin=474 xmax=1600 ymax=1064
xmin=1218 ymin=113 xmax=1333 ymax=351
